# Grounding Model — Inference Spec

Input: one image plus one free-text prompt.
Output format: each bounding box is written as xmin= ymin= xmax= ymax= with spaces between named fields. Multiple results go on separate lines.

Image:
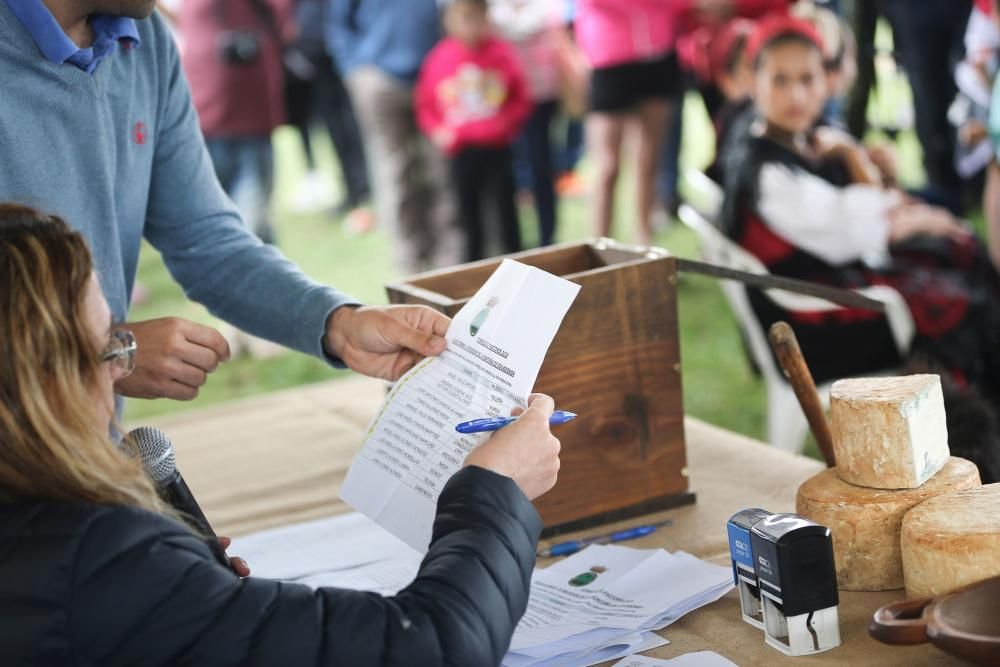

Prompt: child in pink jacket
xmin=416 ymin=0 xmax=533 ymax=261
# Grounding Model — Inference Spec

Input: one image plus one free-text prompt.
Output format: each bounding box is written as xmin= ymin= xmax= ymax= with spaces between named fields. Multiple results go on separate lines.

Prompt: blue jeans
xmin=206 ymin=137 xmax=276 ymax=244
xmin=514 ymin=99 xmax=559 ymax=246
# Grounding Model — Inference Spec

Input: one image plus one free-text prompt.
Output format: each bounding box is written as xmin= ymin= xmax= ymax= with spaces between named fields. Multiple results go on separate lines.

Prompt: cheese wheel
xmin=830 ymin=375 xmax=950 ymax=489
xmin=901 ymin=483 xmax=1000 ymax=599
xmin=796 ymin=457 xmax=980 ymax=591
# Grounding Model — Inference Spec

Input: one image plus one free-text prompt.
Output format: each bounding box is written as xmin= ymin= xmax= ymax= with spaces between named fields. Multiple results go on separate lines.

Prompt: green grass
xmin=125 ymin=63 xmax=927 ymax=455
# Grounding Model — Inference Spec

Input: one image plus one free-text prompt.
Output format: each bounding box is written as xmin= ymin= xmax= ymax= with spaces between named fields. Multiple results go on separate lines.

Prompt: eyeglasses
xmin=100 ymin=329 xmax=137 ymax=377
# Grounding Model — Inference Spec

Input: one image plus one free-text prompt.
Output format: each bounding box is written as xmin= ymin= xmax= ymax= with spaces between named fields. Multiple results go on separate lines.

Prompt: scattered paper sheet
xmin=574 ymin=633 xmax=669 ymax=667
xmin=612 ymin=651 xmax=738 ymax=667
xmin=228 ymin=512 xmax=414 ymax=581
xmin=341 ymin=259 xmax=580 ymax=551
xmin=502 ymin=545 xmax=733 ymax=666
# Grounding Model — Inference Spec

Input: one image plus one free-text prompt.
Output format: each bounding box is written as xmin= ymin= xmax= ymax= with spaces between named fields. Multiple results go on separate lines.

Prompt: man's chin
xmin=109 ymin=0 xmax=158 ymax=19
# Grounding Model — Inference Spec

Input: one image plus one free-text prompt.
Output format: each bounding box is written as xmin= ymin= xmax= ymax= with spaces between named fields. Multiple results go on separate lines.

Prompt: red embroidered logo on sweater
xmin=133 ymin=122 xmax=147 ymax=145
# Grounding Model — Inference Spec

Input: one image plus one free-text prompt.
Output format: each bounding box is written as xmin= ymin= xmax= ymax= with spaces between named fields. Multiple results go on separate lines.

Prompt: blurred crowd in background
xmin=153 ymin=0 xmax=1000 ymax=271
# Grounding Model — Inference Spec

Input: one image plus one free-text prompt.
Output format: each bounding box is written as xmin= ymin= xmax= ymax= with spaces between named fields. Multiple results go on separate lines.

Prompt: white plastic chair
xmin=677 ymin=199 xmax=915 ymax=453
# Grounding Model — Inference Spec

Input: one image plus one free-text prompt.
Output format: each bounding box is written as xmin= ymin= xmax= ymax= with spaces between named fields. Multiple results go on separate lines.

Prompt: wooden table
xmin=138 ymin=377 xmax=959 ymax=666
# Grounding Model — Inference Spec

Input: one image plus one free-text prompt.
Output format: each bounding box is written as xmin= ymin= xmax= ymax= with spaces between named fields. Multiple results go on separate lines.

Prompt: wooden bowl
xmin=869 ymin=575 xmax=1000 ymax=665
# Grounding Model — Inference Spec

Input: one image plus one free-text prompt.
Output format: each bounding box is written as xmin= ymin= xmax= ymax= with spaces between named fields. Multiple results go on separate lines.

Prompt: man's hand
xmin=324 ymin=305 xmax=450 ymax=381
xmin=115 ymin=318 xmax=231 ymax=400
xmin=219 ymin=536 xmax=250 ymax=577
xmin=464 ymin=394 xmax=561 ymax=501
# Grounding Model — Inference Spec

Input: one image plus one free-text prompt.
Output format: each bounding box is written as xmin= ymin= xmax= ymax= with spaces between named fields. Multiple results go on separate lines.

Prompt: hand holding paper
xmin=324 ymin=304 xmax=451 ymax=381
xmin=341 ymin=260 xmax=580 ymax=551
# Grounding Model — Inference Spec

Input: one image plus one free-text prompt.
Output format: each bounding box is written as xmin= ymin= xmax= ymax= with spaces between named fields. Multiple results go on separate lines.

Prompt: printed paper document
xmin=502 ymin=545 xmax=733 ymax=666
xmin=341 ymin=259 xmax=580 ymax=551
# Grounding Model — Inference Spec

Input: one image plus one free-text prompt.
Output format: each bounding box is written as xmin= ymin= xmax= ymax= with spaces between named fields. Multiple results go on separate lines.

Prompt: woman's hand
xmin=888 ymin=203 xmax=970 ymax=243
xmin=865 ymin=143 xmax=899 ymax=186
xmin=813 ymin=127 xmax=883 ymax=185
xmin=218 ymin=536 xmax=250 ymax=577
xmin=464 ymin=394 xmax=561 ymax=501
xmin=811 ymin=126 xmax=860 ymax=160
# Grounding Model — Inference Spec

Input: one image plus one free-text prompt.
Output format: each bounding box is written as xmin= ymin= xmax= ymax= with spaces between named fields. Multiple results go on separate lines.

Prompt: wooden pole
xmin=768 ymin=322 xmax=837 ymax=467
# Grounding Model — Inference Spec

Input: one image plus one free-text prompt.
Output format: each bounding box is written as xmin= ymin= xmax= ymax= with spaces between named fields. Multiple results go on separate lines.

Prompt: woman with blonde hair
xmin=0 ymin=203 xmax=562 ymax=665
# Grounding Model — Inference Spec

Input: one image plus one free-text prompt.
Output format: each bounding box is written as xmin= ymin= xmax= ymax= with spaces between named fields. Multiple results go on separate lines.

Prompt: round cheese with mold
xmin=796 ymin=457 xmax=980 ymax=591
xmin=902 ymin=483 xmax=1000 ymax=599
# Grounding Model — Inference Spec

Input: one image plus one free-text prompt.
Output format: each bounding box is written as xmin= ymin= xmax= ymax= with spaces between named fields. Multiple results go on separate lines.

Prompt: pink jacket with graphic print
xmin=416 ymin=36 xmax=532 ymax=155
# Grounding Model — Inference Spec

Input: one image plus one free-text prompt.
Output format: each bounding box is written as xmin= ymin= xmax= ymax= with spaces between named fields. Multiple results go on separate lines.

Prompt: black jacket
xmin=0 ymin=466 xmax=541 ymax=666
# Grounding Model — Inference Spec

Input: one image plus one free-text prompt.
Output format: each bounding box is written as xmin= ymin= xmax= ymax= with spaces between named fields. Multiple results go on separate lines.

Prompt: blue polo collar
xmin=4 ymin=0 xmax=140 ymax=74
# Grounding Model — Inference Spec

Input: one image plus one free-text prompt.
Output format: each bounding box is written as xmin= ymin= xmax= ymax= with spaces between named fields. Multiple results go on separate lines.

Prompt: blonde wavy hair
xmin=0 ymin=204 xmax=169 ymax=514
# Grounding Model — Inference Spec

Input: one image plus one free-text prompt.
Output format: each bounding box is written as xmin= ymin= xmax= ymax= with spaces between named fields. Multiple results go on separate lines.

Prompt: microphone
xmin=130 ymin=426 xmax=232 ymax=568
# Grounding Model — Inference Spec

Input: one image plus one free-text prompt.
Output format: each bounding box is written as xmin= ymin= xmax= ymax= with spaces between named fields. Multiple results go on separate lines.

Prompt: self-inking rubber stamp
xmin=727 ymin=508 xmax=772 ymax=628
xmin=750 ymin=513 xmax=840 ymax=656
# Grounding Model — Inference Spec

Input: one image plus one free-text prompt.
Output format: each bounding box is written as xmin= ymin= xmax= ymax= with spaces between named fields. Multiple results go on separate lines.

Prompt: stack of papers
xmin=503 ymin=544 xmax=734 ymax=667
xmin=233 ymin=516 xmax=731 ymax=667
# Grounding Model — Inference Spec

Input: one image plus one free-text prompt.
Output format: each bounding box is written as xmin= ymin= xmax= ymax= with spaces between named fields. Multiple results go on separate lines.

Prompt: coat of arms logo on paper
xmin=470 ymin=296 xmax=499 ymax=336
xmin=568 ymin=565 xmax=607 ymax=587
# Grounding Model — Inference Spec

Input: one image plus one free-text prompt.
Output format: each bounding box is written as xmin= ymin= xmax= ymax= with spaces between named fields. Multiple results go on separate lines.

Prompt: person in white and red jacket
xmin=416 ymin=0 xmax=533 ymax=262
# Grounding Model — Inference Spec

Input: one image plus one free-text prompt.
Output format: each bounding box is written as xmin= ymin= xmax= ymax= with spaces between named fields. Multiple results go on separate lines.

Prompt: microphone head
xmin=130 ymin=426 xmax=177 ymax=484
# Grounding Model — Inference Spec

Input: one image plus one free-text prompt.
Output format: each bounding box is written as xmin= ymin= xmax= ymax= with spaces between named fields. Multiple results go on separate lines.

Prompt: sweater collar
xmin=3 ymin=0 xmax=139 ymax=74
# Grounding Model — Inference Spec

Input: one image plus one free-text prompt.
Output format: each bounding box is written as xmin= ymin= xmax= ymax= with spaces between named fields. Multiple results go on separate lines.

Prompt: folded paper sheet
xmin=341 ymin=259 xmax=580 ymax=551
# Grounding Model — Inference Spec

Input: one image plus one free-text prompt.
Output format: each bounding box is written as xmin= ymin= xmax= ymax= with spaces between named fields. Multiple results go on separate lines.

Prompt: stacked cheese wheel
xmin=796 ymin=375 xmax=982 ymax=592
xmin=901 ymin=483 xmax=1000 ymax=598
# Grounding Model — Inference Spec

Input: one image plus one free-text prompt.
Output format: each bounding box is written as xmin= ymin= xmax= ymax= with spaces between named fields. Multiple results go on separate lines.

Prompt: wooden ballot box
xmin=386 ymin=240 xmax=694 ymax=535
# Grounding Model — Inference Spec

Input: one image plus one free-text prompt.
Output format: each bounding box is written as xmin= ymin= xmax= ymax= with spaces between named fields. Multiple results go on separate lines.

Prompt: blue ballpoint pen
xmin=537 ymin=519 xmax=675 ymax=558
xmin=455 ymin=410 xmax=578 ymax=434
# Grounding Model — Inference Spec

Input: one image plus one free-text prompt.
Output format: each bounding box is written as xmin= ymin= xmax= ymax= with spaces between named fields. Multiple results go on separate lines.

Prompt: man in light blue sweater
xmin=0 ymin=0 xmax=449 ymax=403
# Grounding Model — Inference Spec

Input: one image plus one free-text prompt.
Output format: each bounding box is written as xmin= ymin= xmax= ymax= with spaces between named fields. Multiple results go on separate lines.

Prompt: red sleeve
xmin=415 ymin=53 xmax=444 ymax=138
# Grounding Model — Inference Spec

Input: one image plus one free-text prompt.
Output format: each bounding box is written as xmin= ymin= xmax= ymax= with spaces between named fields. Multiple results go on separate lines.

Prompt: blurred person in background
xmin=328 ymin=0 xmax=464 ymax=274
xmin=284 ymin=0 xmax=373 ymax=232
xmin=883 ymin=0 xmax=973 ymax=214
xmin=417 ymin=0 xmax=532 ymax=262
xmin=553 ymin=0 xmax=587 ymax=197
xmin=697 ymin=17 xmax=757 ymax=184
xmin=576 ymin=0 xmax=684 ymax=245
xmin=722 ymin=16 xmax=1000 ymax=415
xmin=179 ymin=0 xmax=293 ymax=245
xmin=491 ymin=0 xmax=563 ymax=247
